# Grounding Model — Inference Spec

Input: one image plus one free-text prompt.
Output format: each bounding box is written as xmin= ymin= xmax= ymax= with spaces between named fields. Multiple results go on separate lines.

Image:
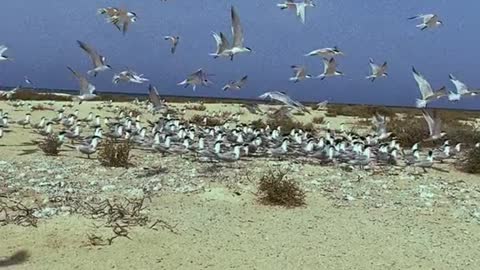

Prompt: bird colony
xmin=0 ymin=2 xmax=478 ymax=173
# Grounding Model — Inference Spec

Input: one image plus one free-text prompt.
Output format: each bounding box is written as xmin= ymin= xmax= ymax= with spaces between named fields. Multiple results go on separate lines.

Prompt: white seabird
xmin=222 ymin=76 xmax=248 ymax=91
xmin=412 ymin=67 xmax=447 ymax=108
xmin=317 ymin=58 xmax=343 ymax=80
xmin=67 ymin=66 xmax=96 ymax=104
xmin=113 ymin=70 xmax=149 ymax=84
xmin=0 ymin=45 xmax=12 ymax=62
xmin=408 ymin=14 xmax=443 ymax=31
xmin=448 ymin=74 xmax=480 ymax=101
xmin=77 ymin=40 xmax=112 ymax=77
xmin=422 ymin=109 xmax=446 ymax=141
xmin=289 ymin=65 xmax=312 ymax=82
xmin=277 ymin=0 xmax=315 ymax=24
xmin=305 ymin=47 xmax=344 ymax=57
xmin=365 ymin=58 xmax=388 ymax=82
xmin=164 ymin=36 xmax=180 ymax=54
xmin=177 ymin=69 xmax=212 ymax=91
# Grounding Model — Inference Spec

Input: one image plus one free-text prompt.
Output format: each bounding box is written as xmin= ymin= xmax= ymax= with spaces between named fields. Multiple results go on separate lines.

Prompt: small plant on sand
xmin=98 ymin=139 xmax=132 ymax=168
xmin=312 ymin=116 xmax=324 ymax=125
xmin=186 ymin=104 xmax=207 ymax=111
xmin=460 ymin=147 xmax=480 ymax=174
xmin=38 ymin=135 xmax=62 ymax=156
xmin=249 ymin=119 xmax=267 ymax=130
xmin=190 ymin=114 xmax=224 ymax=126
xmin=257 ymin=170 xmax=306 ymax=208
xmin=30 ymin=104 xmax=54 ymax=111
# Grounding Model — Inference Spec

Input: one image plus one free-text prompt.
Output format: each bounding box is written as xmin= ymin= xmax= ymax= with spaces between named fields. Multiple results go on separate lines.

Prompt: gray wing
xmin=421 ymin=109 xmax=435 ymax=135
xmin=433 ymin=110 xmax=443 ymax=135
xmin=236 ymin=75 xmax=248 ymax=87
xmin=449 ymin=74 xmax=469 ymax=95
xmin=412 ymin=67 xmax=434 ymax=99
xmin=77 ymin=40 xmax=103 ymax=66
xmin=219 ymin=32 xmax=231 ymax=52
xmin=325 ymin=58 xmax=337 ymax=74
xmin=148 ymin=84 xmax=162 ymax=108
xmin=231 ymin=6 xmax=244 ymax=47
xmin=67 ymin=66 xmax=95 ymax=95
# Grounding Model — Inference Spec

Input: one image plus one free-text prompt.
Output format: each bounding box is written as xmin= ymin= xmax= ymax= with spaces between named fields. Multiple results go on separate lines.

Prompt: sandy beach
xmin=1 ymin=100 xmax=480 ymax=269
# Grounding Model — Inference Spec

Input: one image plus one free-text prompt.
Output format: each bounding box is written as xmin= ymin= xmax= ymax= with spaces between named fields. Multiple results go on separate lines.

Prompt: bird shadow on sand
xmin=0 ymin=250 xmax=30 ymax=268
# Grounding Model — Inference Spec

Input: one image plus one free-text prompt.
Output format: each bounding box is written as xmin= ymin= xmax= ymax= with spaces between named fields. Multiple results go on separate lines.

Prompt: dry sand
xmin=1 ymin=100 xmax=480 ymax=269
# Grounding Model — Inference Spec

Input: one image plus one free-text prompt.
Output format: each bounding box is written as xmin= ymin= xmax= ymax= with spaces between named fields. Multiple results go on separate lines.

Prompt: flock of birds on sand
xmin=0 ymin=2 xmax=478 ymax=173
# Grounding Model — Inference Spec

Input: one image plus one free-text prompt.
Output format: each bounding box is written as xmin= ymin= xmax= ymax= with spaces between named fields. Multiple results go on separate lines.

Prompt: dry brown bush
xmin=460 ymin=147 xmax=480 ymax=174
xmin=312 ymin=116 xmax=324 ymax=124
xmin=257 ymin=170 xmax=306 ymax=208
xmin=98 ymin=139 xmax=132 ymax=168
xmin=38 ymin=135 xmax=62 ymax=156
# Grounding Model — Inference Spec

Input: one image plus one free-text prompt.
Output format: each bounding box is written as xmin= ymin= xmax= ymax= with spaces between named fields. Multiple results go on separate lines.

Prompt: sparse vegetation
xmin=186 ymin=104 xmax=207 ymax=111
xmin=312 ymin=116 xmax=324 ymax=125
xmin=7 ymin=90 xmax=72 ymax=101
xmin=98 ymin=139 xmax=132 ymax=168
xmin=326 ymin=105 xmax=396 ymax=119
xmin=257 ymin=170 xmax=306 ymax=208
xmin=30 ymin=104 xmax=54 ymax=111
xmin=460 ymin=147 xmax=480 ymax=174
xmin=249 ymin=119 xmax=267 ymax=130
xmin=119 ymin=106 xmax=142 ymax=117
xmin=190 ymin=114 xmax=224 ymax=126
xmin=266 ymin=116 xmax=314 ymax=135
xmin=38 ymin=135 xmax=62 ymax=156
xmin=386 ymin=115 xmax=431 ymax=147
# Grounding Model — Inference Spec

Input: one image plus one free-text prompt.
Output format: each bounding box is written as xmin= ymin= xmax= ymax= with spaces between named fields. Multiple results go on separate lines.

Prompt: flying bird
xmin=98 ymin=7 xmax=137 ymax=34
xmin=0 ymin=45 xmax=12 ymax=61
xmin=24 ymin=76 xmax=33 ymax=86
xmin=289 ymin=65 xmax=312 ymax=82
xmin=412 ymin=67 xmax=447 ymax=108
xmin=177 ymin=69 xmax=213 ymax=91
xmin=113 ymin=70 xmax=149 ymax=84
xmin=365 ymin=58 xmax=388 ymax=82
xmin=408 ymin=14 xmax=443 ymax=30
xmin=277 ymin=0 xmax=315 ymax=24
xmin=77 ymin=40 xmax=111 ymax=77
xmin=222 ymin=76 xmax=248 ymax=91
xmin=422 ymin=109 xmax=446 ymax=141
xmin=148 ymin=84 xmax=168 ymax=112
xmin=305 ymin=47 xmax=344 ymax=57
xmin=210 ymin=32 xmax=231 ymax=58
xmin=67 ymin=66 xmax=96 ymax=104
xmin=448 ymin=74 xmax=480 ymax=101
xmin=212 ymin=6 xmax=252 ymax=61
xmin=259 ymin=91 xmax=310 ymax=114
xmin=164 ymin=36 xmax=180 ymax=54
xmin=317 ymin=58 xmax=343 ymax=80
